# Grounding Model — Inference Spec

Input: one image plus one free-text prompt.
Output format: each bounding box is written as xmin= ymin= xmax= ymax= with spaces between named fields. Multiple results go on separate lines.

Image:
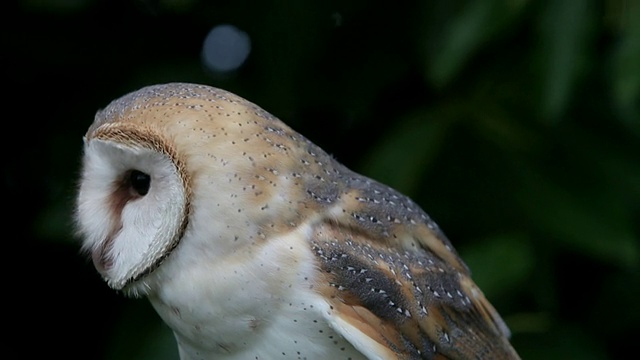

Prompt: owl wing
xmin=309 ymin=179 xmax=520 ymax=360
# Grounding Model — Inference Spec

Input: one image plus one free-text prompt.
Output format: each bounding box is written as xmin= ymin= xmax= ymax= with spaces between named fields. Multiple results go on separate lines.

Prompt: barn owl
xmin=75 ymin=83 xmax=520 ymax=360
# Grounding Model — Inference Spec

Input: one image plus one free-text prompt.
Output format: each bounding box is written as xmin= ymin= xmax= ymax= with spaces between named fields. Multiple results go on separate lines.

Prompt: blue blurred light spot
xmin=202 ymin=24 xmax=251 ymax=73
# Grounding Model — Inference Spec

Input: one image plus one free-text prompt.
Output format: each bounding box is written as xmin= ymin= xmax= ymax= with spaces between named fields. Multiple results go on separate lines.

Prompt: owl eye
xmin=129 ymin=170 xmax=151 ymax=196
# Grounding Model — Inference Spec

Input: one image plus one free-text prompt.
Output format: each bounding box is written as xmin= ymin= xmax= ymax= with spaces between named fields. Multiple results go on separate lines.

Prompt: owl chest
xmin=145 ymin=236 xmax=366 ymax=360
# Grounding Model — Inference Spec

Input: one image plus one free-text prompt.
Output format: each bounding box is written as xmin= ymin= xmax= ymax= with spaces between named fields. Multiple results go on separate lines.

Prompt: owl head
xmin=75 ymin=83 xmax=294 ymax=294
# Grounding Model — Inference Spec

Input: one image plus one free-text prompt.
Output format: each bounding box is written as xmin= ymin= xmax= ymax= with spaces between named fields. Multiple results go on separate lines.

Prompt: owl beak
xmin=91 ymin=237 xmax=113 ymax=276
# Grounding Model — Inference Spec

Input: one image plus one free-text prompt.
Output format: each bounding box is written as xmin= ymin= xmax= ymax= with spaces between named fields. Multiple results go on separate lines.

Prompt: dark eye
xmin=129 ymin=170 xmax=151 ymax=196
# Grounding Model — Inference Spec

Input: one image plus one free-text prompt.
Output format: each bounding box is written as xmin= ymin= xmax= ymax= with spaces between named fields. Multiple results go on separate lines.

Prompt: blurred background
xmin=6 ymin=0 xmax=639 ymax=359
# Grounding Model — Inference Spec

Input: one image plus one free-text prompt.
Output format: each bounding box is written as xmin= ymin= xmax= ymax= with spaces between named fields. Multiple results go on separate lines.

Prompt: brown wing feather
xmin=310 ymin=186 xmax=520 ymax=359
xmin=209 ymin=105 xmax=520 ymax=358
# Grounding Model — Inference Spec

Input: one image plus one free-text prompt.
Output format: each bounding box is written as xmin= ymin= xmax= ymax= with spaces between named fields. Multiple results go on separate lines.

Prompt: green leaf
xmin=535 ymin=0 xmax=597 ymax=120
xmin=459 ymin=233 xmax=534 ymax=299
xmin=516 ymin=166 xmax=639 ymax=269
xmin=358 ymin=109 xmax=450 ymax=196
xmin=425 ymin=0 xmax=526 ymax=87
xmin=610 ymin=1 xmax=640 ymax=128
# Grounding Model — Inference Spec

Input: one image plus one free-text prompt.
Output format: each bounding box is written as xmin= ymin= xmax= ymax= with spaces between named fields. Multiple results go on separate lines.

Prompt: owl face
xmin=75 ymin=123 xmax=190 ymax=291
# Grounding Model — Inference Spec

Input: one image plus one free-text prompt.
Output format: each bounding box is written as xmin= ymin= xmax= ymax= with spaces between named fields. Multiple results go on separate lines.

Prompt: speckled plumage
xmin=75 ymin=83 xmax=520 ymax=359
